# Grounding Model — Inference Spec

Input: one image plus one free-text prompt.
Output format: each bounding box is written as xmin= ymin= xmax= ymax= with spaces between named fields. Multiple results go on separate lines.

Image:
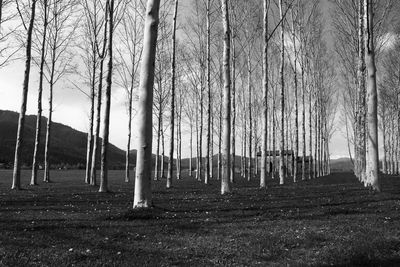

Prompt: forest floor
xmin=1 ymin=170 xmax=400 ymax=266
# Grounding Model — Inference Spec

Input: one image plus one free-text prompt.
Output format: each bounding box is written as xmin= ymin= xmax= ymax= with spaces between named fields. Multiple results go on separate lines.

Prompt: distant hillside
xmin=330 ymin=157 xmax=353 ymax=172
xmin=180 ymin=155 xmax=244 ymax=170
xmin=0 ymin=110 xmax=132 ymax=168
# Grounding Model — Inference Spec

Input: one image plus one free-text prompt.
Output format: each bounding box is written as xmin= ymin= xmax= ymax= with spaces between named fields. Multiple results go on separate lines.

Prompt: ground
xmin=1 ymin=170 xmax=400 ymax=266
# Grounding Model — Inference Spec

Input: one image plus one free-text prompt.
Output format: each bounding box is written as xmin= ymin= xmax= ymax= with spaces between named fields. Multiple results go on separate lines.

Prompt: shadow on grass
xmin=105 ymin=206 xmax=168 ymax=221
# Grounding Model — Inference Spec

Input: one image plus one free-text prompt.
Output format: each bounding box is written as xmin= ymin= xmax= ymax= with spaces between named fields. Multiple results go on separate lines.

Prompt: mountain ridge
xmin=0 ymin=110 xmax=131 ymax=168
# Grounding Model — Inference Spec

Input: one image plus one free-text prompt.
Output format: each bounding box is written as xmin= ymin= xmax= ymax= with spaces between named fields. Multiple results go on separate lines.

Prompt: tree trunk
xmin=260 ymin=0 xmax=268 ymax=188
xmin=292 ymin=8 xmax=298 ymax=183
xmin=195 ymin=95 xmax=199 ymax=180
xmin=44 ymin=3 xmax=60 ymax=183
xmin=308 ymin=76 xmax=313 ymax=180
xmin=247 ymin=50 xmax=252 ymax=182
xmin=31 ymin=0 xmax=48 ymax=186
xmin=364 ymin=0 xmax=380 ymax=191
xmin=220 ymin=0 xmax=231 ymax=194
xmin=230 ymin=38 xmax=236 ymax=183
xmin=133 ymin=0 xmax=161 ymax=208
xmin=218 ymin=88 xmax=222 ymax=181
xmin=279 ymin=0 xmax=285 ymax=185
xmin=272 ymin=90 xmax=276 ymax=180
xmin=161 ymin=126 xmax=165 ymax=178
xmin=243 ymin=116 xmax=247 ymax=180
xmin=167 ymin=0 xmax=178 ymax=188
xmin=85 ymin=59 xmax=95 ymax=184
xmin=301 ymin=61 xmax=306 ymax=181
xmin=205 ymin=0 xmax=211 ymax=185
xmin=210 ymin=109 xmax=214 ymax=179
xmin=177 ymin=102 xmax=182 ymax=179
xmin=356 ymin=0 xmax=367 ymax=181
xmin=90 ymin=57 xmax=105 ymax=186
xmin=199 ymin=72 xmax=204 ymax=182
xmin=189 ymin=123 xmax=193 ymax=177
xmin=154 ymin=105 xmax=161 ymax=180
xmin=12 ymin=0 xmax=37 ymax=190
xmin=99 ymin=0 xmax=115 ymax=193
xmin=382 ymin=107 xmax=387 ymax=174
xmin=125 ymin=79 xmax=133 ymax=183
xmin=90 ymin=6 xmax=108 ymax=186
xmin=43 ymin=78 xmax=55 ymax=183
xmin=314 ymin=94 xmax=318 ymax=178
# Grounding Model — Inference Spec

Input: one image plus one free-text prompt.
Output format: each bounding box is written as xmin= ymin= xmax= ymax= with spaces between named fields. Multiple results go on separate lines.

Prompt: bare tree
xmin=260 ymin=0 xmax=269 ymax=188
xmin=90 ymin=0 xmax=109 ymax=186
xmin=220 ymin=0 xmax=231 ymax=194
xmin=133 ymin=0 xmax=161 ymax=208
xmin=31 ymin=0 xmax=49 ymax=186
xmin=278 ymin=0 xmax=285 ymax=185
xmin=166 ymin=0 xmax=178 ymax=189
xmin=364 ymin=0 xmax=380 ymax=191
xmin=43 ymin=0 xmax=78 ymax=183
xmin=79 ymin=0 xmax=99 ymax=185
xmin=115 ymin=0 xmax=144 ymax=183
xmin=99 ymin=0 xmax=115 ymax=193
xmin=12 ymin=0 xmax=37 ymax=190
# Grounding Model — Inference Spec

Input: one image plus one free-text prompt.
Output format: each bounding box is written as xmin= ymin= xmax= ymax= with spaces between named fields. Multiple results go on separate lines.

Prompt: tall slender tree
xmin=12 ymin=0 xmax=37 ymax=190
xmin=99 ymin=0 xmax=115 ymax=193
xmin=205 ymin=0 xmax=211 ymax=185
xmin=115 ymin=0 xmax=144 ymax=183
xmin=90 ymin=0 xmax=109 ymax=186
xmin=220 ymin=0 xmax=231 ymax=194
xmin=133 ymin=0 xmax=161 ymax=208
xmin=260 ymin=0 xmax=268 ymax=188
xmin=364 ymin=0 xmax=380 ymax=191
xmin=43 ymin=0 xmax=77 ymax=183
xmin=31 ymin=0 xmax=49 ymax=186
xmin=166 ymin=0 xmax=178 ymax=189
xmin=279 ymin=0 xmax=285 ymax=185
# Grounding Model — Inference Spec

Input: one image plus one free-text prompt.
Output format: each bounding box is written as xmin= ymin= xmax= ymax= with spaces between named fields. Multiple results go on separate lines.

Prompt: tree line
xmin=0 ymin=0 xmax=392 ymax=208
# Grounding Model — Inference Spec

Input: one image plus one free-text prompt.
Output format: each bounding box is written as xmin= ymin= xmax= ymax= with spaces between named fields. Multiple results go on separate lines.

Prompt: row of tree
xmin=1 ymin=0 xmax=386 ymax=207
xmin=333 ymin=0 xmax=399 ymax=190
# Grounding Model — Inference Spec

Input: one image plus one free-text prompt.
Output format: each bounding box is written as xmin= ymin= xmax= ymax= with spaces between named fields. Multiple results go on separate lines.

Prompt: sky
xmin=0 ymin=0 xmax=354 ymax=160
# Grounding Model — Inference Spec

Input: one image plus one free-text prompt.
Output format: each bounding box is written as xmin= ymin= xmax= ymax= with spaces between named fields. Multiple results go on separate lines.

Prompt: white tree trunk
xmin=43 ymin=80 xmax=54 ymax=183
xmin=206 ymin=0 xmax=211 ymax=185
xmin=230 ymin=38 xmax=236 ymax=183
xmin=356 ymin=0 xmax=366 ymax=181
xmin=154 ymin=105 xmax=161 ymax=180
xmin=85 ymin=62 xmax=95 ymax=184
xmin=279 ymin=0 xmax=285 ymax=185
xmin=220 ymin=0 xmax=231 ymax=194
xmin=365 ymin=0 xmax=380 ymax=191
xmin=90 ymin=57 xmax=105 ymax=186
xmin=125 ymin=81 xmax=133 ymax=183
xmin=247 ymin=50 xmax=252 ymax=182
xmin=189 ymin=123 xmax=193 ymax=177
xmin=99 ymin=0 xmax=115 ymax=193
xmin=260 ymin=0 xmax=268 ymax=188
xmin=31 ymin=0 xmax=48 ymax=186
xmin=12 ymin=0 xmax=37 ymax=190
xmin=133 ymin=0 xmax=161 ymax=208
xmin=167 ymin=0 xmax=178 ymax=188
xmin=291 ymin=8 xmax=299 ymax=183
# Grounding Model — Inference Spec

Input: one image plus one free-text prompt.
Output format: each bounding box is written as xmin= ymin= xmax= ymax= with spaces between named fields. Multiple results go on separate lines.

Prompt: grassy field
xmin=1 ymin=170 xmax=400 ymax=266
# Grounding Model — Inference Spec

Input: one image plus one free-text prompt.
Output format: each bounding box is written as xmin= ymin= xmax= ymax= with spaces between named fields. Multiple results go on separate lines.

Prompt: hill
xmin=330 ymin=157 xmax=353 ymax=172
xmin=0 ymin=110 xmax=130 ymax=168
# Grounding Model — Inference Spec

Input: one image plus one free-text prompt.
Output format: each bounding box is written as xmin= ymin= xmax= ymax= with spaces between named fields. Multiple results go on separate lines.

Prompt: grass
xmin=1 ymin=169 xmax=400 ymax=266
